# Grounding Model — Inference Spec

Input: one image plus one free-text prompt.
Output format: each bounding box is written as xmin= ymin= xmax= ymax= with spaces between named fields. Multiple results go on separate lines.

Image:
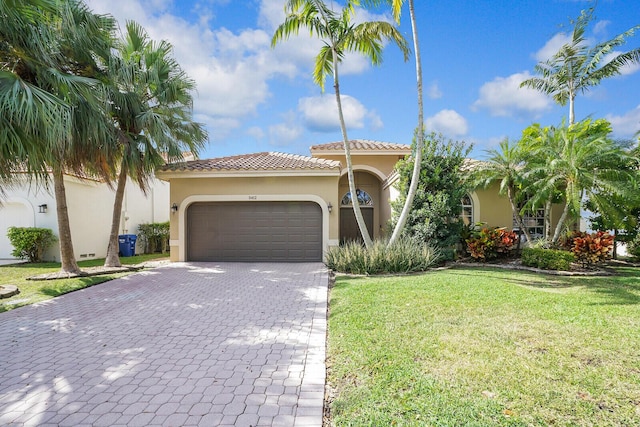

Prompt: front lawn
xmin=327 ymin=266 xmax=640 ymax=426
xmin=0 ymin=254 xmax=168 ymax=313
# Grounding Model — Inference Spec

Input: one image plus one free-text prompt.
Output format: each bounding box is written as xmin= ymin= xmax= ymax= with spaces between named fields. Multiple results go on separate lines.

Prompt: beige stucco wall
xmin=471 ymin=181 xmax=565 ymax=233
xmin=165 ymin=174 xmax=340 ymax=261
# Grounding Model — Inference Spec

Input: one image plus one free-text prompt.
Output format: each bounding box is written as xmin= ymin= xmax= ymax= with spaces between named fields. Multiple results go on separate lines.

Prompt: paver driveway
xmin=0 ymin=262 xmax=329 ymax=426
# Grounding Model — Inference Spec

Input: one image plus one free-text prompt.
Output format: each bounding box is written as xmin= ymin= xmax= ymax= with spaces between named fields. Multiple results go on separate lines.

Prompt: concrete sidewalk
xmin=0 ymin=262 xmax=328 ymax=426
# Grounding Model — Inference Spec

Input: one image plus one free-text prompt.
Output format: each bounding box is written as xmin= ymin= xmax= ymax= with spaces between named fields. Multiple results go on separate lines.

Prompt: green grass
xmin=327 ymin=266 xmax=640 ymax=426
xmin=0 ymin=253 xmax=168 ymax=313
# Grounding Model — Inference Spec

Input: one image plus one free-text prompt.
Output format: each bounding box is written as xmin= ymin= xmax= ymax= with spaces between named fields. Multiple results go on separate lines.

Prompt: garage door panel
xmin=187 ymin=201 xmax=322 ymax=262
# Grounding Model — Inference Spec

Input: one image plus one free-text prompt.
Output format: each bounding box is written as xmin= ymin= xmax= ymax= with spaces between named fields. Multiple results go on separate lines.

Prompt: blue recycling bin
xmin=118 ymin=234 xmax=137 ymax=257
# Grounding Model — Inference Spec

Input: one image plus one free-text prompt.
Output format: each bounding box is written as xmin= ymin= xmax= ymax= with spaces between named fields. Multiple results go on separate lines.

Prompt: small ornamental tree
xmin=392 ymin=132 xmax=471 ymax=258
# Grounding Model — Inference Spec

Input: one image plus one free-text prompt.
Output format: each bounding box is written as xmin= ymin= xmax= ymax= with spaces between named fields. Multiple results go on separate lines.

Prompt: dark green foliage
xmin=137 ymin=222 xmax=169 ymax=254
xmin=628 ymin=235 xmax=640 ymax=261
xmin=522 ymin=247 xmax=575 ymax=271
xmin=7 ymin=227 xmax=57 ymax=262
xmin=325 ymin=238 xmax=441 ymax=275
xmin=392 ymin=132 xmax=472 ymax=257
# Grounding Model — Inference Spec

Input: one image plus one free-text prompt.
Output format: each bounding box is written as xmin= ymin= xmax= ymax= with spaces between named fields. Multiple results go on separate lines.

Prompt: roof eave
xmin=156 ymin=168 xmax=341 ymax=180
xmin=311 ymin=149 xmax=411 ymax=156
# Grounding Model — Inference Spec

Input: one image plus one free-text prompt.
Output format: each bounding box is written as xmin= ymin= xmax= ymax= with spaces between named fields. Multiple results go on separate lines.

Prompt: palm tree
xmin=355 ymin=0 xmax=424 ymax=246
xmin=272 ymin=0 xmax=409 ymax=248
xmin=1 ymin=0 xmax=117 ymax=274
xmin=471 ymin=139 xmax=534 ymax=244
xmin=520 ymin=7 xmax=640 ymax=125
xmin=102 ymin=22 xmax=207 ymax=267
xmin=526 ymin=120 xmax=637 ymax=243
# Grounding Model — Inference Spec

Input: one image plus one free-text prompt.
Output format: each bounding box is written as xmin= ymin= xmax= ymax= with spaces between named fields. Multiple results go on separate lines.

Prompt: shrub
xmin=137 ymin=222 xmax=170 ymax=254
xmin=392 ymin=132 xmax=472 ymax=256
xmin=7 ymin=227 xmax=57 ymax=262
xmin=466 ymin=227 xmax=518 ymax=261
xmin=628 ymin=234 xmax=640 ymax=261
xmin=522 ymin=247 xmax=575 ymax=270
xmin=571 ymin=231 xmax=613 ymax=267
xmin=325 ymin=237 xmax=441 ymax=275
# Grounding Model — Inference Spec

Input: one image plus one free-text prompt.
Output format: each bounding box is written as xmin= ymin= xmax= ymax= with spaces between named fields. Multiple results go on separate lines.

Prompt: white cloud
xmin=268 ymin=123 xmax=304 ymax=146
xmin=534 ymin=33 xmax=571 ymax=62
xmin=425 ymin=110 xmax=468 ymax=137
xmin=246 ymin=126 xmax=265 ymax=140
xmin=368 ymin=111 xmax=384 ymax=131
xmin=472 ymin=72 xmax=552 ymax=118
xmin=427 ymin=81 xmax=443 ymax=99
xmin=298 ymin=94 xmax=377 ymax=132
xmin=607 ymin=105 xmax=640 ymax=137
xmin=268 ymin=111 xmax=303 ymax=146
xmin=593 ymin=20 xmax=611 ymax=37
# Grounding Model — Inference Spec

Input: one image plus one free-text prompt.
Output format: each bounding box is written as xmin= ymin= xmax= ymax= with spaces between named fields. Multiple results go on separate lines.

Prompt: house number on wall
xmin=248 ymin=195 xmax=257 ymax=200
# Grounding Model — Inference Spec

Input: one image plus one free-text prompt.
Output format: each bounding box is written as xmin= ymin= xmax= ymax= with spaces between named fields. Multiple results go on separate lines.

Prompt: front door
xmin=340 ymin=207 xmax=374 ymax=244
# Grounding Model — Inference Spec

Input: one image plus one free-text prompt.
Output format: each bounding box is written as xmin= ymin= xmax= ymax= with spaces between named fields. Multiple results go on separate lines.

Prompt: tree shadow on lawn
xmin=451 ymin=266 xmax=640 ymax=306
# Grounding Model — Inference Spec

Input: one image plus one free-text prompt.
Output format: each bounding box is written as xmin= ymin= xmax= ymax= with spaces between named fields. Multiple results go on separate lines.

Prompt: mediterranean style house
xmin=156 ymin=140 xmax=565 ymax=263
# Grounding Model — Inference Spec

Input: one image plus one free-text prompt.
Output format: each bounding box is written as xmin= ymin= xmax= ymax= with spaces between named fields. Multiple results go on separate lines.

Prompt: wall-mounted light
xmin=38 ymin=204 xmax=48 ymax=214
xmin=171 ymin=203 xmax=178 ymax=214
xmin=327 ymin=202 xmax=333 ymax=213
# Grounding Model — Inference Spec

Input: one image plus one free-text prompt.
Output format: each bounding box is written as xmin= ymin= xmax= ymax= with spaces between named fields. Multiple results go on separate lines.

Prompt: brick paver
xmin=0 ymin=263 xmax=328 ymax=426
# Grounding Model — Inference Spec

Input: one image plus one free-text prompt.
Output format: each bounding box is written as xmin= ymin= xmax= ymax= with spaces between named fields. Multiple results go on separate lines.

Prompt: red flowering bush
xmin=466 ymin=227 xmax=518 ymax=261
xmin=571 ymin=231 xmax=613 ymax=267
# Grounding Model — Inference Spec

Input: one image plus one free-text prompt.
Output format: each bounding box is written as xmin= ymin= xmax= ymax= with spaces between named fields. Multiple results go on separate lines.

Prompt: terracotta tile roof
xmin=310 ymin=139 xmax=411 ymax=152
xmin=462 ymin=158 xmax=488 ymax=171
xmin=159 ymin=152 xmax=341 ymax=172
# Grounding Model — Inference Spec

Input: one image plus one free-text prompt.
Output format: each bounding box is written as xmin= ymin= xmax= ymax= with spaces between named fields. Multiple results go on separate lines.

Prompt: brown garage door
xmin=187 ymin=201 xmax=322 ymax=262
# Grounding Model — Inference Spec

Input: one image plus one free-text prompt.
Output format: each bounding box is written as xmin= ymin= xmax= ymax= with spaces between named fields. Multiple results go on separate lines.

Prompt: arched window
xmin=341 ymin=189 xmax=373 ymax=206
xmin=461 ymin=194 xmax=473 ymax=225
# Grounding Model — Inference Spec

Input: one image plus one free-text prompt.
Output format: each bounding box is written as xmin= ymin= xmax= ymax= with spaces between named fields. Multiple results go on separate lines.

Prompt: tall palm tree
xmin=272 ymin=0 xmax=409 ymax=248
xmin=1 ymin=0 xmax=117 ymax=273
xmin=356 ymin=0 xmax=424 ymax=246
xmin=471 ymin=139 xmax=534 ymax=244
xmin=520 ymin=7 xmax=640 ymax=125
xmin=526 ymin=120 xmax=637 ymax=243
xmin=103 ymin=22 xmax=207 ymax=267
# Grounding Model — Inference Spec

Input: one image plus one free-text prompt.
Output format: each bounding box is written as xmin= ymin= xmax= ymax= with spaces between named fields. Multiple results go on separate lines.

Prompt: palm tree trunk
xmin=104 ymin=162 xmax=128 ymax=267
xmin=332 ymin=48 xmax=372 ymax=248
xmin=508 ymin=185 xmax=533 ymax=244
xmin=53 ymin=167 xmax=81 ymax=274
xmin=552 ymin=201 xmax=571 ymax=244
xmin=569 ymin=94 xmax=575 ymax=125
xmin=389 ymin=0 xmax=423 ymax=246
xmin=544 ymin=199 xmax=552 ymax=241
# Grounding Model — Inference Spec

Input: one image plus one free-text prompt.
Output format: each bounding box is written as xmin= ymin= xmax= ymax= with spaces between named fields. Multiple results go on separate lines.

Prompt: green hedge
xmin=7 ymin=227 xmax=57 ymax=262
xmin=521 ymin=247 xmax=575 ymax=271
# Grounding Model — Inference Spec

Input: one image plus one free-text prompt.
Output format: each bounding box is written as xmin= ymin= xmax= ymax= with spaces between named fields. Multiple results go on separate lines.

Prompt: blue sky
xmin=85 ymin=0 xmax=640 ymax=160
